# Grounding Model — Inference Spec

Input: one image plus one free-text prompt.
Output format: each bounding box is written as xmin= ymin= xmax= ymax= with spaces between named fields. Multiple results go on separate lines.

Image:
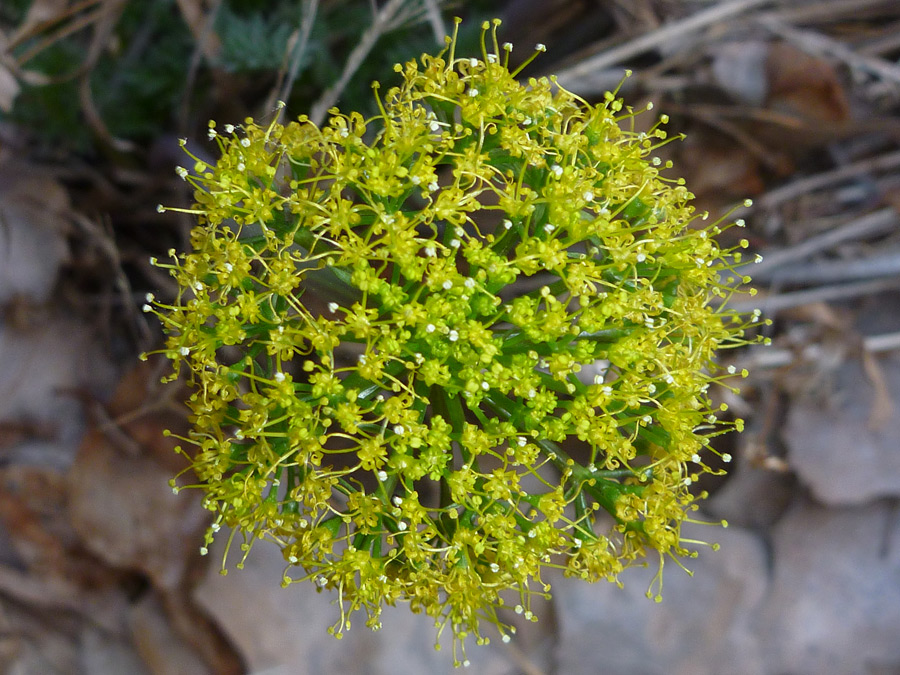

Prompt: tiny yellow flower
xmin=147 ymin=17 xmax=764 ymax=665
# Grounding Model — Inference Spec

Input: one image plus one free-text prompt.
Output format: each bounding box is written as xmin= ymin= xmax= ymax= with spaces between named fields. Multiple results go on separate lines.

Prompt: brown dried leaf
xmin=0 ymin=465 xmax=129 ymax=631
xmin=67 ymin=431 xmax=208 ymax=590
xmin=66 ymin=360 xmax=207 ymax=591
xmin=765 ymin=41 xmax=851 ymax=123
xmin=129 ymin=592 xmax=214 ymax=675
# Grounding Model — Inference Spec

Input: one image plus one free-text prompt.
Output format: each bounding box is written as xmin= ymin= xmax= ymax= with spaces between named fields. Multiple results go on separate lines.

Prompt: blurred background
xmin=2 ymin=1 xmax=900 ymax=673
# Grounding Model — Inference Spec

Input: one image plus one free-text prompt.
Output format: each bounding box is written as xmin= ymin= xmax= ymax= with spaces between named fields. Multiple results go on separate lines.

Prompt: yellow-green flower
xmin=147 ymin=18 xmax=765 ymax=666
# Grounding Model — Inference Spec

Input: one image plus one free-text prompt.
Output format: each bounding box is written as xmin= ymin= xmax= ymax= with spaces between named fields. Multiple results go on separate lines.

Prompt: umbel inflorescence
xmin=147 ymin=19 xmax=765 ymax=665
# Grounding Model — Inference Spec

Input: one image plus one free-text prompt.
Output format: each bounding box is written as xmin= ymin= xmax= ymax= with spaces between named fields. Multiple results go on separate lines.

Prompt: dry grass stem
xmin=309 ymin=0 xmax=408 ymax=126
xmin=553 ymin=0 xmax=773 ymax=90
xmin=750 ymin=208 xmax=899 ymax=278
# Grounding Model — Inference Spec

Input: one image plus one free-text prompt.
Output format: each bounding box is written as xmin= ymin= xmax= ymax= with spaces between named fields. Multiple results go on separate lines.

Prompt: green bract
xmin=148 ymin=19 xmax=763 ymax=665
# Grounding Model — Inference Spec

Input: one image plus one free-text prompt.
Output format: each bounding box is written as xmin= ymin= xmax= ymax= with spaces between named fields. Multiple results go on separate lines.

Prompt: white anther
xmin=328 ymin=302 xmax=339 ymax=313
xmin=449 ymin=330 xmax=459 ymax=342
xmin=274 ymin=372 xmax=286 ymax=382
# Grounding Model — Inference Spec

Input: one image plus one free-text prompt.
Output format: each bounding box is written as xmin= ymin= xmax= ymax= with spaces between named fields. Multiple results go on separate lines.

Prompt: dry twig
xmin=553 ymin=0 xmax=773 ymax=91
xmin=309 ymin=0 xmax=407 ymax=126
xmin=749 ymin=207 xmax=899 ymax=279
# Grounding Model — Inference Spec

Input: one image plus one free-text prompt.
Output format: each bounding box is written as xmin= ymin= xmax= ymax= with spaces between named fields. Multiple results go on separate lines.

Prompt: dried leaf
xmin=0 ymin=164 xmax=70 ymax=304
xmin=67 ymin=433 xmax=208 ymax=591
xmin=766 ymin=41 xmax=851 ymax=123
xmin=129 ymin=592 xmax=214 ymax=675
xmin=66 ymin=360 xmax=208 ymax=591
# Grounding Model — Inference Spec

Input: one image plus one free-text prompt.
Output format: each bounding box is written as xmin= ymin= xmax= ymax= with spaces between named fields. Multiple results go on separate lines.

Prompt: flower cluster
xmin=146 ymin=19 xmax=765 ymax=665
